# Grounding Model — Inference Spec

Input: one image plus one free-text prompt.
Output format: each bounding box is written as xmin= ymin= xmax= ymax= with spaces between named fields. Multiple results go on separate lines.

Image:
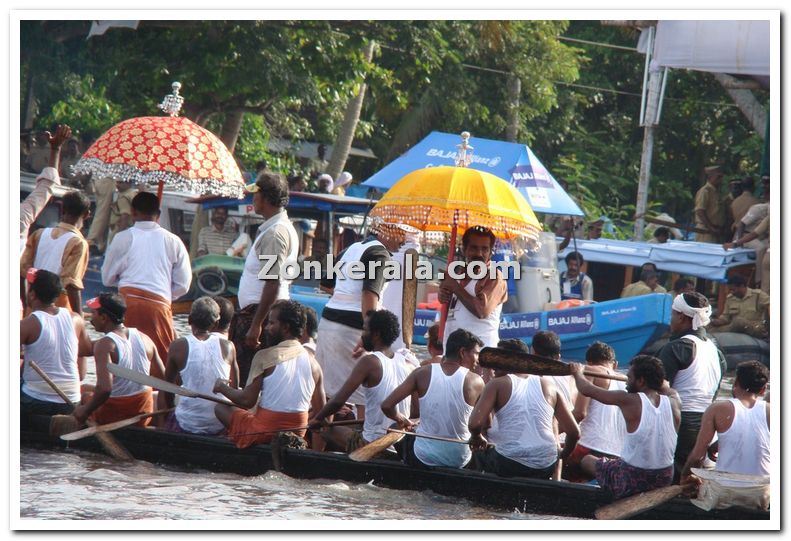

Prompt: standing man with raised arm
xmin=231 ymin=172 xmax=299 ymax=386
xmin=101 ymin=192 xmax=192 ymax=378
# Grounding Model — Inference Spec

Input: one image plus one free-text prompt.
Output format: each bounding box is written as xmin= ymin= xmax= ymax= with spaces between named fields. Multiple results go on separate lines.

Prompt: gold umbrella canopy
xmin=369 ymin=166 xmax=542 ymax=241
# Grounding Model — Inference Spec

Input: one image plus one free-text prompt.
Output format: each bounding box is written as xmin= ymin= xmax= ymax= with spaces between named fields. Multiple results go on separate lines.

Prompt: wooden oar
xmin=29 ymin=360 xmax=133 ymax=461
xmin=107 ymin=362 xmax=235 ymax=406
xmin=479 ymin=347 xmax=628 ymax=382
xmin=386 ymin=428 xmax=468 ymax=444
xmin=594 ymin=485 xmax=684 ymax=520
xmin=235 ymin=418 xmax=365 ymax=438
xmin=401 ymin=248 xmax=419 ymax=347
xmin=348 ymin=431 xmax=405 ymax=462
xmin=60 ymin=408 xmax=175 ymax=441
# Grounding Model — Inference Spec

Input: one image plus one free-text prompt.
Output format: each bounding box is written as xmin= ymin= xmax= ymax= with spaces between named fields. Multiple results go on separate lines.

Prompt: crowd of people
xmin=19 ymin=127 xmax=769 ymax=507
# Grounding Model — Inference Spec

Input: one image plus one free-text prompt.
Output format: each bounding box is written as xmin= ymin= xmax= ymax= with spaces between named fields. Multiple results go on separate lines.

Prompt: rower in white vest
xmin=438 ymin=226 xmax=507 ymax=378
xmin=314 ymin=219 xmax=406 ymax=418
xmin=381 ymin=328 xmax=485 ymax=469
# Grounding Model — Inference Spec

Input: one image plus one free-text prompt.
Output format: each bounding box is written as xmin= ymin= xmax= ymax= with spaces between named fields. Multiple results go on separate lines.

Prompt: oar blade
xmin=401 ymin=248 xmax=419 ymax=347
xmin=479 ymin=347 xmax=572 ymax=377
xmin=60 ymin=408 xmax=174 ymax=441
xmin=107 ymin=362 xmax=234 ymax=406
xmin=595 ymin=485 xmax=684 ymax=520
xmin=348 ymin=431 xmax=405 ymax=462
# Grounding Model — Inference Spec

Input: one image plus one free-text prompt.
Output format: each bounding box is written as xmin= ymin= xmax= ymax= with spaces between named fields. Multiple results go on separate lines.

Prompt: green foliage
xmin=39 ymin=74 xmax=122 ymax=139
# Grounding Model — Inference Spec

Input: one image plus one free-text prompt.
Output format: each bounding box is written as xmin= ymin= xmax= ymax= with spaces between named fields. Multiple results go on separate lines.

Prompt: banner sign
xmin=499 ymin=312 xmax=542 ymax=339
xmin=546 ymin=307 xmax=594 ymax=334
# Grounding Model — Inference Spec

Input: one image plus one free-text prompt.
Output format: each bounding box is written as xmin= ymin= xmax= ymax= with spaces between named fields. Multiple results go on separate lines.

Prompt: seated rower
xmin=566 ymin=342 xmax=627 ymax=481
xmin=682 ymin=361 xmax=769 ymax=479
xmin=20 ymin=269 xmax=93 ymax=422
xmin=468 ymin=338 xmax=579 ymax=479
xmin=308 ymin=309 xmax=416 ymax=455
xmin=300 ymin=306 xmax=319 ymax=360
xmin=72 ymin=294 xmax=165 ymax=427
xmin=568 ymin=356 xmax=680 ymax=499
xmin=213 ymin=300 xmax=326 ymax=448
xmin=160 ymin=297 xmax=239 ymax=435
xmin=532 ymin=331 xmax=577 ymax=406
xmin=381 ymin=329 xmax=484 ymax=469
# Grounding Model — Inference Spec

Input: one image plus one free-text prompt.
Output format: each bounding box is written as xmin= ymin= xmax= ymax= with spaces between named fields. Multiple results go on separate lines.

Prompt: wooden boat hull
xmin=21 ymin=415 xmax=769 ymax=521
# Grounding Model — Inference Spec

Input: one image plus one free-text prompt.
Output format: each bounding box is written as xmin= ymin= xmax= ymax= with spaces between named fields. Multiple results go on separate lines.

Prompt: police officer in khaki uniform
xmin=694 ymin=165 xmax=726 ymax=243
xmin=709 ymin=275 xmax=769 ymax=339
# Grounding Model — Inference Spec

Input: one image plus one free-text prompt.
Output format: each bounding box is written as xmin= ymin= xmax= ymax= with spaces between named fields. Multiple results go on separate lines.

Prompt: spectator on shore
xmin=649 ymin=227 xmax=671 ymax=244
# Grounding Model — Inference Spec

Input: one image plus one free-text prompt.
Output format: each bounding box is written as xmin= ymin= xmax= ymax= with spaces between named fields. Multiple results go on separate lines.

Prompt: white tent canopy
xmin=650 ymin=20 xmax=769 ymax=76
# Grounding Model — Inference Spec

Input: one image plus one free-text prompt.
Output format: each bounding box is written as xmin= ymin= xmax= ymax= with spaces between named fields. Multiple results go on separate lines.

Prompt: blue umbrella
xmin=363 ymin=131 xmax=584 ymax=217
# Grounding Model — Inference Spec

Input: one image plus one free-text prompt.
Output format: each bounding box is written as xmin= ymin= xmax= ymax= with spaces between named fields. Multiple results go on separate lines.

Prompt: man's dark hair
xmin=256 ymin=172 xmax=289 ymax=208
xmin=629 ymin=355 xmax=666 ymax=391
xmin=640 ymin=262 xmax=658 ymax=274
xmin=189 ymin=297 xmax=220 ymax=331
xmin=30 ymin=269 xmax=62 ymax=305
xmin=681 ymin=291 xmax=709 ymax=309
xmin=131 ymin=192 xmax=160 ymax=216
xmin=287 ymin=174 xmax=304 ymax=189
xmin=586 ymin=341 xmax=615 ymax=365
xmin=366 ymin=309 xmax=401 ymax=348
xmin=654 ymin=227 xmax=670 ymax=239
xmin=735 ymin=361 xmax=769 ymax=394
xmin=532 ymin=331 xmax=561 ymax=358
xmin=255 ymin=160 xmax=268 ymax=172
xmin=427 ymin=323 xmax=443 ymax=354
xmin=565 ymin=251 xmax=584 ymax=266
xmin=497 ymin=338 xmax=530 ymax=354
xmin=62 ymin=191 xmax=91 ymax=217
xmin=304 ymin=305 xmax=318 ymax=339
xmin=640 ymin=269 xmax=658 ymax=283
xmin=445 ymin=329 xmax=483 ymax=359
xmin=462 ymin=225 xmax=496 ymax=249
xmin=211 ymin=296 xmax=235 ymax=331
xmin=727 ymin=275 xmax=747 ymax=287
xmin=97 ymin=293 xmax=126 ymax=324
xmin=741 ymin=176 xmax=755 ymax=193
xmin=270 ymin=299 xmax=305 ymax=338
xmin=673 ymin=277 xmax=693 ymax=293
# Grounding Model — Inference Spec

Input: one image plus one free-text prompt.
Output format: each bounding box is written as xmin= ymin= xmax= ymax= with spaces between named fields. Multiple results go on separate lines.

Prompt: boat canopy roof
xmin=189 ymin=191 xmax=375 ymax=214
xmin=557 ymin=238 xmax=756 ymax=282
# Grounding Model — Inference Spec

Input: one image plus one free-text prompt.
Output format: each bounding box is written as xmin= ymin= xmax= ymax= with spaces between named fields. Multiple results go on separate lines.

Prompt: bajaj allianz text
xmin=257 ymin=253 xmax=519 ymax=281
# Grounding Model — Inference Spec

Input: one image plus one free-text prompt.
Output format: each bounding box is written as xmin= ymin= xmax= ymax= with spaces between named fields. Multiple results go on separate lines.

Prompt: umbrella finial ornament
xmin=455 ymin=131 xmax=474 ymax=168
xmin=158 ymin=81 xmax=184 ymax=117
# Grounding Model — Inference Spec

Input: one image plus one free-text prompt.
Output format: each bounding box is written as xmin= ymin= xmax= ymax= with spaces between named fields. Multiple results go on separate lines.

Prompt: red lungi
xmin=119 ymin=286 xmax=174 ymax=379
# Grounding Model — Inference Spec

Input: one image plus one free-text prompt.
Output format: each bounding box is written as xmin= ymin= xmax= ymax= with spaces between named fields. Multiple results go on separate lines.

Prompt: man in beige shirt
xmin=621 ymin=269 xmax=667 ymax=298
xmin=107 ymin=181 xmax=137 ymax=248
xmin=21 ymin=191 xmax=91 ymax=315
xmin=196 ymin=207 xmax=237 ymax=257
xmin=709 ymin=275 xmax=769 ymax=339
xmin=694 ymin=165 xmax=726 ymax=243
xmin=730 ymin=177 xmax=760 ymax=235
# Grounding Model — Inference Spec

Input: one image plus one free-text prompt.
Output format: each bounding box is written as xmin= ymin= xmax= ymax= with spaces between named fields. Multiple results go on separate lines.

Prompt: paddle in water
xmin=29 ymin=360 xmax=133 ymax=461
xmin=594 ymin=485 xmax=685 ymax=520
xmin=479 ymin=347 xmax=628 ymax=382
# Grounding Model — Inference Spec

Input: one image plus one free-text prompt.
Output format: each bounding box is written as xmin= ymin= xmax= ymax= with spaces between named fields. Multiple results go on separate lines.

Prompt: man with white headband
xmin=314 ymin=218 xmax=405 ymax=419
xmin=656 ymin=291 xmax=726 ymax=481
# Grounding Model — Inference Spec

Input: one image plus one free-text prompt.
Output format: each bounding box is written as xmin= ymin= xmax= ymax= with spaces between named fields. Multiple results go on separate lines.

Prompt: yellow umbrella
xmin=370 ymin=165 xmax=542 ymax=339
xmin=369 ymin=166 xmax=541 ymax=240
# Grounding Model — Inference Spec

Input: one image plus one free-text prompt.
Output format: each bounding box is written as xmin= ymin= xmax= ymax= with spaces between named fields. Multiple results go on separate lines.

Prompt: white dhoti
xmin=315 ymin=317 xmax=365 ymax=405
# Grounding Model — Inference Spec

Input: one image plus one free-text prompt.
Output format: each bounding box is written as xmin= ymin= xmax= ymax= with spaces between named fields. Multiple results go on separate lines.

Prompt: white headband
xmin=672 ymin=294 xmax=712 ymax=330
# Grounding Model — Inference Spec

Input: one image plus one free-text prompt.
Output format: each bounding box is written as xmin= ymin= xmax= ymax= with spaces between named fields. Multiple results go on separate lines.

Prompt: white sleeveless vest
xmin=716 ymin=398 xmax=770 ymax=476
xmin=579 ymin=376 xmax=627 ymax=456
xmin=489 ymin=375 xmax=558 ymax=469
xmin=620 ymin=393 xmax=677 ymax=469
xmin=362 ymin=351 xmax=413 ymax=443
xmin=33 ymin=227 xmax=76 ymax=275
xmin=175 ymin=334 xmax=230 ymax=434
xmin=414 ymin=364 xmax=473 ymax=467
xmin=105 ymin=328 xmax=149 ymax=397
xmin=237 ymin=212 xmax=299 ymax=309
xmin=443 ymin=278 xmax=501 ymax=350
xmin=259 ymin=351 xmax=315 ymax=413
xmin=22 ymin=309 xmax=80 ymax=403
xmin=673 ymin=334 xmax=721 ymax=413
xmin=325 ymin=239 xmax=389 ymax=312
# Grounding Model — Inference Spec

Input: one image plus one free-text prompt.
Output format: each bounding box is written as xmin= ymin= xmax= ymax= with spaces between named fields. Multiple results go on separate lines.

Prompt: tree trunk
xmin=23 ymin=70 xmax=36 ymax=130
xmin=326 ymin=40 xmax=376 ymax=181
xmin=713 ymin=73 xmax=767 ymax=138
xmin=219 ymin=110 xmax=244 ymax=152
xmin=505 ymin=74 xmax=521 ymax=142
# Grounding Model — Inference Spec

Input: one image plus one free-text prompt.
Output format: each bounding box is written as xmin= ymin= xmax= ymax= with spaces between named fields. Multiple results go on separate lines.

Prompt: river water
xmin=18 ymin=315 xmax=572 ymax=522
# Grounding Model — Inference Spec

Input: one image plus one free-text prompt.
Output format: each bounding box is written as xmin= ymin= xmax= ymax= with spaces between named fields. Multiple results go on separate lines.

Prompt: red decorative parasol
xmin=73 ymin=82 xmax=245 ymax=199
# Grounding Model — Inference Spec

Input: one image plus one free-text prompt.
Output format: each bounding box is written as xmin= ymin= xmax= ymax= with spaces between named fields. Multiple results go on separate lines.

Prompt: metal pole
xmin=634 ymin=125 xmax=655 ymax=240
